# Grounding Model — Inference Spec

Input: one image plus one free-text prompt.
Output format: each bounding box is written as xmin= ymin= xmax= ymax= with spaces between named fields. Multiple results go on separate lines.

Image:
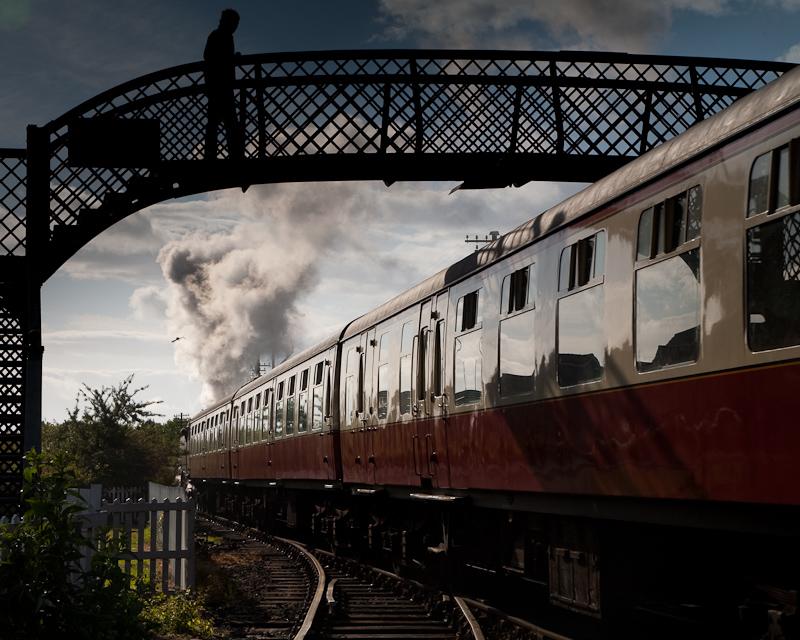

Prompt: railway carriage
xmin=187 ymin=66 xmax=800 ymax=633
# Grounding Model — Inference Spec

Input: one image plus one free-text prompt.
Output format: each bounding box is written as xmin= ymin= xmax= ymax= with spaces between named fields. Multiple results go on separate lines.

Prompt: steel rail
xmin=454 ymin=596 xmax=486 ymax=640
xmin=461 ymin=596 xmax=573 ymax=640
xmin=272 ymin=535 xmax=326 ymax=640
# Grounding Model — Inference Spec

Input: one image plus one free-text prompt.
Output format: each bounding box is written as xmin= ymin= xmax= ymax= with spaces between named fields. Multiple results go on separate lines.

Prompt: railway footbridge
xmin=0 ymin=50 xmax=792 ymax=513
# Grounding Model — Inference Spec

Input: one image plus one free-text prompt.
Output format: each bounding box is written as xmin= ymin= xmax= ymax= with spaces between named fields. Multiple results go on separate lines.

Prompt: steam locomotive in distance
xmin=188 ymin=65 xmax=800 ymax=635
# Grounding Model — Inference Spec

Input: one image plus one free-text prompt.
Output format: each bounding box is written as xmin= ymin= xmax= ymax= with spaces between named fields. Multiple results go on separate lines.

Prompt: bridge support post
xmin=22 ymin=125 xmax=47 ymax=454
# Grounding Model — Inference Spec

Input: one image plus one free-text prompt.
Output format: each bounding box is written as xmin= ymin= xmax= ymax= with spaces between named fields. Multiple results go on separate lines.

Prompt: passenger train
xmin=187 ymin=65 xmax=800 ymax=633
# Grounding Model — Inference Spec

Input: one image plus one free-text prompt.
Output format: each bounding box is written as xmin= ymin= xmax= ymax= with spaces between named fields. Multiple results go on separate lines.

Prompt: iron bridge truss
xmin=0 ymin=50 xmax=793 ymax=513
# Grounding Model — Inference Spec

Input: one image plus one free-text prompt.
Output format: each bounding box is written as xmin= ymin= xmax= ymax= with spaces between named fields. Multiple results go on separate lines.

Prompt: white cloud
xmin=43 ymin=328 xmax=165 ymax=344
xmin=129 ymin=285 xmax=168 ymax=321
xmin=778 ymin=42 xmax=800 ymax=62
xmin=377 ymin=0 xmax=728 ymax=51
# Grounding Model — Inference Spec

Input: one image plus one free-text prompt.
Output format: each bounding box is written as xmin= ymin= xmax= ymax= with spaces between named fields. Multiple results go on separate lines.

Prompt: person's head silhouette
xmin=219 ymin=8 xmax=240 ymax=34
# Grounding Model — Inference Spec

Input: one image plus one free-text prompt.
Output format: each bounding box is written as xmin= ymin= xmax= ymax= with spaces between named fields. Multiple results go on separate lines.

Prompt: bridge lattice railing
xmin=36 ymin=52 xmax=792 ymax=272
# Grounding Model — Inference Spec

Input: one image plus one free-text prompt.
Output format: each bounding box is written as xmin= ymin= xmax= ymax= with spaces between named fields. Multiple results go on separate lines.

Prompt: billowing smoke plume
xmin=158 ymin=182 xmax=370 ymax=404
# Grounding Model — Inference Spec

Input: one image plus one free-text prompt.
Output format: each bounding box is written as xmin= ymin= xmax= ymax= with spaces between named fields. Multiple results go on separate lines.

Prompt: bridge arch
xmin=0 ymin=50 xmax=792 ymax=512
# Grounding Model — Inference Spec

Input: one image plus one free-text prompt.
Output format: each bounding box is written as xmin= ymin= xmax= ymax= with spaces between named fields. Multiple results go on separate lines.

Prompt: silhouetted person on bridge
xmin=204 ymin=9 xmax=243 ymax=160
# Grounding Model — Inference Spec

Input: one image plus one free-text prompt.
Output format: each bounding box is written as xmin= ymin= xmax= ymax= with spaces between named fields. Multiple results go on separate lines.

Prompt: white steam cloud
xmin=156 ymin=183 xmax=370 ymax=405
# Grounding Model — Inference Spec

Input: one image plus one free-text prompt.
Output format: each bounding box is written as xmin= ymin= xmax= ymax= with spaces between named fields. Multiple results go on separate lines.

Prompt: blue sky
xmin=2 ymin=0 xmax=799 ymax=420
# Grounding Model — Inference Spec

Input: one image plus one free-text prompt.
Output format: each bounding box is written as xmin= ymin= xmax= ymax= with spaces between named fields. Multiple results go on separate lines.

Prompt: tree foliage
xmin=42 ymin=376 xmax=182 ymax=487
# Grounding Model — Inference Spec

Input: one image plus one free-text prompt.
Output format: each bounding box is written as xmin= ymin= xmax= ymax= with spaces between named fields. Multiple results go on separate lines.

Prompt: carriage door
xmin=363 ymin=327 xmax=378 ymax=483
xmin=319 ymin=351 xmax=337 ymax=481
xmin=413 ymin=300 xmax=434 ymax=483
xmin=428 ymin=292 xmax=450 ymax=485
xmin=342 ymin=334 xmax=369 ymax=484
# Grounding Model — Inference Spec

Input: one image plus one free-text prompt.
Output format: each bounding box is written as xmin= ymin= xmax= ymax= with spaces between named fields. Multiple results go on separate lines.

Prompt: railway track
xmin=315 ymin=550 xmax=476 ymax=639
xmin=197 ymin=516 xmax=324 ymax=639
xmin=199 ymin=515 xmax=569 ymax=640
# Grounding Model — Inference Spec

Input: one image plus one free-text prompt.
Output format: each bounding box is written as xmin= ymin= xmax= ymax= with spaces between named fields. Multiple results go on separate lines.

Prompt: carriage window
xmin=346 ymin=347 xmax=359 ymax=373
xmin=325 ymin=367 xmax=331 ymax=418
xmin=298 ymin=387 xmax=308 ymax=433
xmin=500 ymin=310 xmax=535 ymax=396
xmin=314 ymin=361 xmax=323 ymax=385
xmin=312 ymin=381 xmax=324 ymax=430
xmin=286 ymin=393 xmax=295 ymax=435
xmin=377 ymin=363 xmax=389 ymax=419
xmin=357 ymin=350 xmax=365 ymax=414
xmin=559 ymin=232 xmax=605 ymax=291
xmin=255 ymin=394 xmax=260 ymax=410
xmin=748 ymin=151 xmax=772 ymax=216
xmin=401 ymin=322 xmax=414 ymax=355
xmin=558 ymin=285 xmax=605 ymax=386
xmin=749 ymin=146 xmax=795 ymax=217
xmin=433 ymin=320 xmax=445 ymax=397
xmin=636 ymin=250 xmax=700 ymax=371
xmin=245 ymin=400 xmax=252 ymax=444
xmin=747 ymin=211 xmax=800 ymax=350
xmin=663 ymin=194 xmax=686 ymax=253
xmin=638 ymin=187 xmax=702 ymax=259
xmin=777 ymin=146 xmax=791 ymax=210
xmin=345 ymin=376 xmax=355 ymax=425
xmin=378 ymin=331 xmax=390 ymax=363
xmin=400 ymin=322 xmax=414 ymax=415
xmin=687 ymin=186 xmax=702 ymax=240
xmin=275 ymin=383 xmax=284 ymax=436
xmin=454 ymin=329 xmax=482 ymax=405
xmin=638 ymin=208 xmax=654 ymax=260
xmin=377 ymin=330 xmax=391 ymax=420
xmin=300 ymin=369 xmax=309 ymax=391
xmin=286 ymin=376 xmax=296 ymax=435
xmin=262 ymin=389 xmax=271 ymax=439
xmin=417 ymin=328 xmax=428 ymax=402
xmin=501 ymin=266 xmax=531 ymax=314
xmin=456 ymin=290 xmax=480 ymax=331
xmin=246 ymin=408 xmax=253 ymax=444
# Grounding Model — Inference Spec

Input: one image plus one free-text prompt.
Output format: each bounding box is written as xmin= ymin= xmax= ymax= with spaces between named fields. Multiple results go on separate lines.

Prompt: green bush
xmin=0 ymin=450 xmax=150 ymax=639
xmin=140 ymin=591 xmax=214 ymax=639
xmin=0 ymin=451 xmax=215 ymax=639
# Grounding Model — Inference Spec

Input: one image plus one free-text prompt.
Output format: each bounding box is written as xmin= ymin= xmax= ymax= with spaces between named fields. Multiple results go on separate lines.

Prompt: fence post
xmin=187 ymin=498 xmax=196 ymax=588
xmin=175 ymin=498 xmax=184 ymax=590
xmin=161 ymin=500 xmax=170 ymax=593
xmin=136 ymin=498 xmax=146 ymax=581
xmin=149 ymin=499 xmax=158 ymax=590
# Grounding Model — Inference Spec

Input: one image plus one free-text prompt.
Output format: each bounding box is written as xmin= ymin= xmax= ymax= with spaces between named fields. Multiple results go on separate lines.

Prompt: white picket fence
xmin=103 ymin=485 xmax=147 ymax=503
xmin=100 ymin=497 xmax=196 ymax=591
xmin=1 ymin=488 xmax=195 ymax=592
